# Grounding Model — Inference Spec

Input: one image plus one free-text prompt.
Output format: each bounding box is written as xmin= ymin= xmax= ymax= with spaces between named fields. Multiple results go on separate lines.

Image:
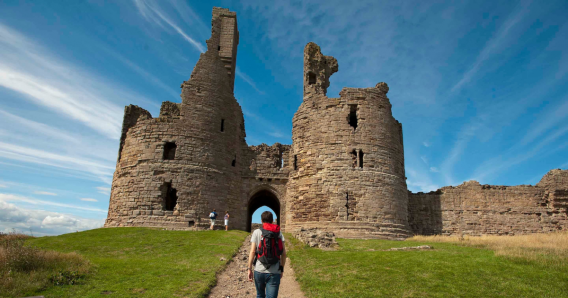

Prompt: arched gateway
xmin=246 ymin=188 xmax=281 ymax=232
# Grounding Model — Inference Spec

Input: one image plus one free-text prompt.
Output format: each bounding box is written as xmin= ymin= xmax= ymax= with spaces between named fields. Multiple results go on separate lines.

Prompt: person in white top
xmin=224 ymin=211 xmax=230 ymax=231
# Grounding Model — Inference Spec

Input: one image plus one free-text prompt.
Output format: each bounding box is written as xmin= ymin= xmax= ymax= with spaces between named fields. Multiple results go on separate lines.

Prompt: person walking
xmin=247 ymin=211 xmax=286 ymax=298
xmin=209 ymin=209 xmax=218 ymax=230
xmin=224 ymin=211 xmax=230 ymax=231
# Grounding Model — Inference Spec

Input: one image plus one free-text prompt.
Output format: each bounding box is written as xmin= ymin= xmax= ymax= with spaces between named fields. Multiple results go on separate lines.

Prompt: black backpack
xmin=255 ymin=228 xmax=284 ymax=268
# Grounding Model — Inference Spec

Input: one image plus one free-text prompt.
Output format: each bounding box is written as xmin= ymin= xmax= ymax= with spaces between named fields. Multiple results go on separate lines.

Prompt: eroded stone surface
xmin=408 ymin=169 xmax=568 ymax=236
xmin=105 ymin=7 xmax=567 ymax=239
xmin=293 ymin=228 xmax=338 ymax=249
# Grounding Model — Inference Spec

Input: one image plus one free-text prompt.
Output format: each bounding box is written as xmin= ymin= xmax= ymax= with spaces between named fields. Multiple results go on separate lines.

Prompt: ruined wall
xmin=105 ymin=7 xmax=247 ymax=230
xmin=408 ymin=170 xmax=568 ymax=236
xmin=240 ymin=143 xmax=291 ymax=231
xmin=286 ymin=43 xmax=410 ymax=239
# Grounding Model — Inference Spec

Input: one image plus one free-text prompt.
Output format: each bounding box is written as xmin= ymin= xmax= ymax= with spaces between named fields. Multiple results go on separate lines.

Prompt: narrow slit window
xmin=231 ymin=155 xmax=236 ymax=167
xmin=308 ymin=72 xmax=316 ymax=85
xmin=348 ymin=105 xmax=358 ymax=130
xmin=164 ymin=182 xmax=177 ymax=211
xmin=163 ymin=142 xmax=176 ymax=160
xmin=279 ymin=152 xmax=284 ymax=168
xmin=221 ymin=119 xmax=225 ymax=132
xmin=359 ymin=150 xmax=364 ymax=168
xmin=293 ymin=155 xmax=298 ymax=170
xmin=218 ymin=46 xmax=221 ymax=51
xmin=351 ymin=150 xmax=357 ymax=168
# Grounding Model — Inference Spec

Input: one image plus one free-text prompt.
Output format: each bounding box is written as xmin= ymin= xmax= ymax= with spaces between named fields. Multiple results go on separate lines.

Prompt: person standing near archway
xmin=224 ymin=211 xmax=230 ymax=231
xmin=247 ymin=211 xmax=286 ymax=298
xmin=209 ymin=209 xmax=218 ymax=230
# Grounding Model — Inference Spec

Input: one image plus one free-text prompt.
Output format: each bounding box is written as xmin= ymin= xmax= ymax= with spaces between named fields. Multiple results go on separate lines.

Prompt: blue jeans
xmin=254 ymin=271 xmax=281 ymax=298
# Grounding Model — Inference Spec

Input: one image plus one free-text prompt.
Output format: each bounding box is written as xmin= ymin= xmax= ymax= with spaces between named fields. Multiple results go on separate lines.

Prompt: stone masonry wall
xmin=286 ymin=43 xmax=410 ymax=239
xmin=106 ymin=7 xmax=566 ymax=239
xmin=105 ymin=7 xmax=248 ymax=230
xmin=408 ymin=170 xmax=568 ymax=236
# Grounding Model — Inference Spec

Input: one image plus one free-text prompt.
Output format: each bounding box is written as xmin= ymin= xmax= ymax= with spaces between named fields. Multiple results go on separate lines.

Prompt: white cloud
xmin=0 ymin=200 xmax=104 ymax=236
xmin=0 ymin=141 xmax=114 ymax=184
xmin=520 ymin=99 xmax=568 ymax=146
xmin=0 ymin=193 xmax=107 ymax=213
xmin=422 ymin=141 xmax=431 ymax=147
xmin=96 ymin=186 xmax=111 ymax=196
xmin=429 ymin=167 xmax=439 ymax=173
xmin=406 ymin=168 xmax=439 ymax=193
xmin=0 ymin=23 xmax=127 ymax=139
xmin=133 ymin=0 xmax=206 ymax=53
xmin=420 ymin=156 xmax=428 ymax=165
xmin=243 ymin=109 xmax=291 ymax=142
xmin=236 ymin=68 xmax=265 ymax=95
xmin=407 ymin=180 xmax=439 ymax=193
xmin=0 ymin=184 xmax=6 ymax=188
xmin=80 ymin=198 xmax=98 ymax=202
xmin=33 ymin=191 xmax=57 ymax=196
xmin=0 ymin=110 xmax=79 ymax=144
xmin=451 ymin=1 xmax=530 ymax=92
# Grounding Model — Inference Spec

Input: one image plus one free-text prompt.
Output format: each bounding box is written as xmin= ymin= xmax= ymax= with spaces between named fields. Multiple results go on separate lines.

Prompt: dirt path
xmin=208 ymin=235 xmax=306 ymax=298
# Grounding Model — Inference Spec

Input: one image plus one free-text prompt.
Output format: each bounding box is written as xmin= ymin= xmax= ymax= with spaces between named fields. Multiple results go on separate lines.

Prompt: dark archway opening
xmin=162 ymin=182 xmax=178 ymax=211
xmin=247 ymin=189 xmax=280 ymax=232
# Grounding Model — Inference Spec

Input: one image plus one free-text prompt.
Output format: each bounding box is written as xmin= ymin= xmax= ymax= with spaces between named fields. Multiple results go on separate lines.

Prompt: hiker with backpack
xmin=209 ymin=209 xmax=218 ymax=230
xmin=247 ymin=211 xmax=286 ymax=298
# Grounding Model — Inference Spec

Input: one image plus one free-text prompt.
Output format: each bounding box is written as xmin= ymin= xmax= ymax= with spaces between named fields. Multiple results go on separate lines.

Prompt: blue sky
xmin=0 ymin=0 xmax=567 ymax=235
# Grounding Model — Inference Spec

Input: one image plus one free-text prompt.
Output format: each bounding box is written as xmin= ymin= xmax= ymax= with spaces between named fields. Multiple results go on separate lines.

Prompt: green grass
xmin=286 ymin=235 xmax=568 ymax=298
xmin=24 ymin=228 xmax=247 ymax=298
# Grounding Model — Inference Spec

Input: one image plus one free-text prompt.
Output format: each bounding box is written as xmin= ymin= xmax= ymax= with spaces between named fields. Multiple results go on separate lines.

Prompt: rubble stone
xmin=293 ymin=228 xmax=338 ymax=249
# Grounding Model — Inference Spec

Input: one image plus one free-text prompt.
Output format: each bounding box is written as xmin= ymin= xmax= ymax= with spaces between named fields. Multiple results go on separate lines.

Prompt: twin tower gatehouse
xmin=105 ymin=7 xmax=568 ymax=239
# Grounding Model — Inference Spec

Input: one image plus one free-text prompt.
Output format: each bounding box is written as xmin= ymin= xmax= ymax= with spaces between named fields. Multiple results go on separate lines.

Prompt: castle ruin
xmin=105 ymin=7 xmax=568 ymax=239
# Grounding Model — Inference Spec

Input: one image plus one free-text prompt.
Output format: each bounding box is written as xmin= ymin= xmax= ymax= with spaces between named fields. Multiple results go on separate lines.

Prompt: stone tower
xmin=285 ymin=43 xmax=411 ymax=239
xmin=105 ymin=7 xmax=565 ymax=239
xmin=105 ymin=7 xmax=247 ymax=229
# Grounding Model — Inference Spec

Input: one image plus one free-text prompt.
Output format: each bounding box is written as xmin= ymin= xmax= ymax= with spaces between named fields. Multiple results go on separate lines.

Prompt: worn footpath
xmin=208 ymin=235 xmax=305 ymax=298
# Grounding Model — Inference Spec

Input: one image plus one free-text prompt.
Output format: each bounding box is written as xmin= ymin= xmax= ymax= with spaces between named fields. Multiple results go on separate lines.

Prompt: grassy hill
xmin=286 ymin=233 xmax=568 ymax=298
xmin=14 ymin=228 xmax=247 ymax=298
xmin=5 ymin=227 xmax=568 ymax=298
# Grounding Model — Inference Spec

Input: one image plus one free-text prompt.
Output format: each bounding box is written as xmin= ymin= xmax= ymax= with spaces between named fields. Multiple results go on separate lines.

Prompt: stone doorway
xmin=247 ymin=189 xmax=280 ymax=232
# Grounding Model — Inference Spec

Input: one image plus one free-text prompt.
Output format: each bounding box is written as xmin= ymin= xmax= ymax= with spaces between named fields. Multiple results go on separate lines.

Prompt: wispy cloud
xmin=0 ymin=23 xmax=127 ymax=139
xmin=0 ymin=184 xmax=7 ymax=188
xmin=96 ymin=186 xmax=111 ymax=196
xmin=33 ymin=191 xmax=57 ymax=196
xmin=430 ymin=167 xmax=439 ymax=173
xmin=440 ymin=123 xmax=480 ymax=185
xmin=133 ymin=0 xmax=206 ymax=53
xmin=0 ymin=142 xmax=114 ymax=184
xmin=422 ymin=141 xmax=431 ymax=147
xmin=243 ymin=109 xmax=291 ymax=142
xmin=520 ymin=99 xmax=568 ymax=146
xmin=236 ymin=68 xmax=265 ymax=94
xmin=0 ymin=193 xmax=107 ymax=213
xmin=406 ymin=168 xmax=439 ymax=192
xmin=80 ymin=198 xmax=98 ymax=202
xmin=451 ymin=1 xmax=530 ymax=92
xmin=0 ymin=110 xmax=79 ymax=144
xmin=98 ymin=46 xmax=180 ymax=100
